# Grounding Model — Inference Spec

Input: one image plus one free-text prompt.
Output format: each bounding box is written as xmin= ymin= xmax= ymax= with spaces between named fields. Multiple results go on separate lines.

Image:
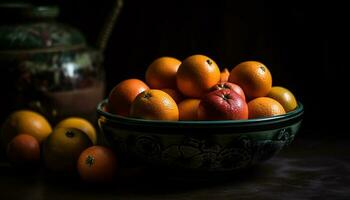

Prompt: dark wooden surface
xmin=1 ymin=136 xmax=349 ymax=200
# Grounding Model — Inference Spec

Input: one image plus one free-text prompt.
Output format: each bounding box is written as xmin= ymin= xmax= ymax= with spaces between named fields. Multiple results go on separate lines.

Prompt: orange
xmin=108 ymin=79 xmax=149 ymax=116
xmin=220 ymin=68 xmax=230 ymax=82
xmin=248 ymin=97 xmax=286 ymax=119
xmin=145 ymin=57 xmax=181 ymax=89
xmin=1 ymin=110 xmax=52 ymax=149
xmin=267 ymin=86 xmax=298 ymax=112
xmin=178 ymin=99 xmax=201 ymax=120
xmin=55 ymin=117 xmax=97 ymax=145
xmin=228 ymin=61 xmax=272 ymax=99
xmin=161 ymin=88 xmax=183 ymax=103
xmin=43 ymin=127 xmax=92 ymax=172
xmin=77 ymin=146 xmax=117 ymax=183
xmin=130 ymin=89 xmax=179 ymax=121
xmin=7 ymin=134 xmax=40 ymax=166
xmin=176 ymin=55 xmax=221 ymax=98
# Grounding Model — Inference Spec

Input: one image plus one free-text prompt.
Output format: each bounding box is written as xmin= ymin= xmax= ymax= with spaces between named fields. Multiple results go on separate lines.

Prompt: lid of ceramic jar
xmin=0 ymin=4 xmax=87 ymax=51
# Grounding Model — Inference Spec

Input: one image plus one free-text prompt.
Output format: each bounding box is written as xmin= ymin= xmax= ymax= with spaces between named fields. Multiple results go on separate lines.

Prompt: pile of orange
xmin=0 ymin=112 xmax=117 ymax=183
xmin=108 ymin=55 xmax=298 ymax=121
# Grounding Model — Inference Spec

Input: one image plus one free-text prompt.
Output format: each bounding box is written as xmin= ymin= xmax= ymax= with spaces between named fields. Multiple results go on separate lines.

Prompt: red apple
xmin=212 ymin=82 xmax=246 ymax=101
xmin=198 ymin=89 xmax=248 ymax=120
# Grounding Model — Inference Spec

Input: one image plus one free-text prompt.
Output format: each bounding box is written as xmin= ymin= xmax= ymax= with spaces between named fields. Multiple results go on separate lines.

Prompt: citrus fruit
xmin=130 ymin=89 xmax=179 ymax=121
xmin=108 ymin=79 xmax=149 ymax=116
xmin=247 ymin=97 xmax=286 ymax=119
xmin=145 ymin=57 xmax=181 ymax=89
xmin=198 ymin=89 xmax=248 ymax=120
xmin=43 ymin=127 xmax=92 ymax=172
xmin=178 ymin=99 xmax=201 ymax=120
xmin=220 ymin=68 xmax=230 ymax=82
xmin=228 ymin=61 xmax=272 ymax=99
xmin=7 ymin=134 xmax=40 ymax=166
xmin=267 ymin=86 xmax=298 ymax=112
xmin=55 ymin=117 xmax=97 ymax=145
xmin=77 ymin=146 xmax=117 ymax=183
xmin=176 ymin=55 xmax=220 ymax=98
xmin=1 ymin=110 xmax=52 ymax=149
xmin=161 ymin=88 xmax=183 ymax=103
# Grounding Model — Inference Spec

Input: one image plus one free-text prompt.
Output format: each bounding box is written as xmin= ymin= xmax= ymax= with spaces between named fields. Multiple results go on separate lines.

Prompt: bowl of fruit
xmin=97 ymin=55 xmax=304 ymax=176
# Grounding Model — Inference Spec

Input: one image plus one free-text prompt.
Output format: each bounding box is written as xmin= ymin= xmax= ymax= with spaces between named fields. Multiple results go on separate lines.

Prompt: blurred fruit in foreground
xmin=108 ymin=79 xmax=149 ymax=116
xmin=229 ymin=61 xmax=272 ymax=99
xmin=178 ymin=99 xmax=201 ymax=120
xmin=176 ymin=55 xmax=220 ymax=98
xmin=248 ymin=97 xmax=286 ymax=119
xmin=267 ymin=86 xmax=298 ymax=112
xmin=220 ymin=68 xmax=230 ymax=82
xmin=55 ymin=117 xmax=97 ymax=145
xmin=1 ymin=110 xmax=52 ymax=149
xmin=212 ymin=82 xmax=246 ymax=101
xmin=130 ymin=89 xmax=179 ymax=121
xmin=145 ymin=57 xmax=181 ymax=89
xmin=161 ymin=88 xmax=183 ymax=104
xmin=43 ymin=128 xmax=92 ymax=173
xmin=77 ymin=146 xmax=117 ymax=183
xmin=198 ymin=89 xmax=248 ymax=120
xmin=7 ymin=134 xmax=40 ymax=167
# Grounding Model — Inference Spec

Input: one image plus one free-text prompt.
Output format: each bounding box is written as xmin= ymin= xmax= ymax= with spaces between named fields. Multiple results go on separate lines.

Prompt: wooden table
xmin=1 ymin=136 xmax=349 ymax=200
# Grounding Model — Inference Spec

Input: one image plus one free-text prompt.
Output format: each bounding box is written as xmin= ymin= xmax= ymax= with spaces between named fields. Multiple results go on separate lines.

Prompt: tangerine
xmin=1 ymin=110 xmax=52 ymax=149
xmin=55 ymin=117 xmax=97 ymax=145
xmin=77 ymin=146 xmax=117 ymax=183
xmin=229 ymin=61 xmax=272 ymax=99
xmin=7 ymin=134 xmax=40 ymax=166
xmin=43 ymin=128 xmax=92 ymax=172
xmin=178 ymin=99 xmax=201 ymax=120
xmin=176 ymin=55 xmax=220 ymax=98
xmin=145 ymin=57 xmax=181 ymax=89
xmin=130 ymin=89 xmax=179 ymax=121
xmin=220 ymin=68 xmax=230 ymax=82
xmin=108 ymin=79 xmax=149 ymax=116
xmin=248 ymin=97 xmax=285 ymax=119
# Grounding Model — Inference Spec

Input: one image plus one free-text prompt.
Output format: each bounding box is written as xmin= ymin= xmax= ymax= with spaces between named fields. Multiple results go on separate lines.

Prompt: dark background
xmin=10 ymin=0 xmax=349 ymax=136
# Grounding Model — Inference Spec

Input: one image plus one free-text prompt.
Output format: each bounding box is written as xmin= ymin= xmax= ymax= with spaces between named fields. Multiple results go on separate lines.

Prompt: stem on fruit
xmin=144 ymin=92 xmax=152 ymax=99
xmin=65 ymin=131 xmax=74 ymax=138
xmin=86 ymin=155 xmax=95 ymax=167
xmin=222 ymin=94 xmax=230 ymax=101
xmin=206 ymin=59 xmax=213 ymax=65
xmin=260 ymin=66 xmax=266 ymax=72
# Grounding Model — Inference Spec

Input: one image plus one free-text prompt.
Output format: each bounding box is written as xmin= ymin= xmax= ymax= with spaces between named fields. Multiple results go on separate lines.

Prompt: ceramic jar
xmin=0 ymin=4 xmax=105 ymax=123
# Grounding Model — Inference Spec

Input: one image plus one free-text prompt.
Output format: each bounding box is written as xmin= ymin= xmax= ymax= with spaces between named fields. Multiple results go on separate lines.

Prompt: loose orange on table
xmin=55 ymin=117 xmax=97 ymax=145
xmin=0 ymin=110 xmax=52 ymax=149
xmin=7 ymin=134 xmax=40 ymax=166
xmin=43 ymin=128 xmax=92 ymax=173
xmin=178 ymin=99 xmax=201 ymax=120
xmin=130 ymin=89 xmax=179 ymax=121
xmin=77 ymin=146 xmax=117 ymax=183
xmin=248 ymin=97 xmax=286 ymax=119
xmin=176 ymin=55 xmax=221 ymax=98
xmin=229 ymin=61 xmax=272 ymax=99
xmin=145 ymin=57 xmax=181 ymax=89
xmin=267 ymin=86 xmax=298 ymax=112
xmin=108 ymin=79 xmax=149 ymax=116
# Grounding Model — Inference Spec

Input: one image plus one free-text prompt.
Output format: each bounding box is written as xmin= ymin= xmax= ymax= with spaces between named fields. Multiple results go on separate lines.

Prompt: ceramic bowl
xmin=97 ymin=99 xmax=304 ymax=175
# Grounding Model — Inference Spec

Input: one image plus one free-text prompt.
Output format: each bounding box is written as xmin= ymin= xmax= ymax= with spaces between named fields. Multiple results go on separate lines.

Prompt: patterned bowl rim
xmin=97 ymin=99 xmax=304 ymax=130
